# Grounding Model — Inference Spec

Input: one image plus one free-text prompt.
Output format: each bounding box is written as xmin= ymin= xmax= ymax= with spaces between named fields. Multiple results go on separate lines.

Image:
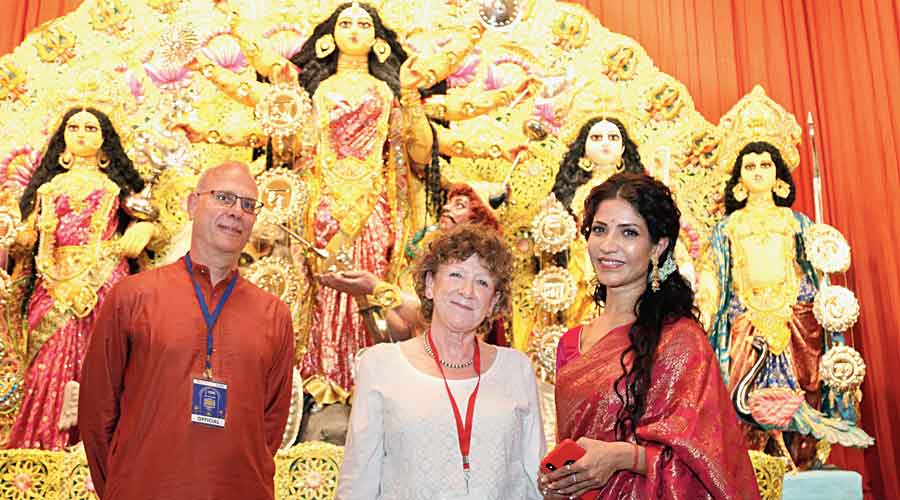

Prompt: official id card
xmin=191 ymin=378 xmax=227 ymax=428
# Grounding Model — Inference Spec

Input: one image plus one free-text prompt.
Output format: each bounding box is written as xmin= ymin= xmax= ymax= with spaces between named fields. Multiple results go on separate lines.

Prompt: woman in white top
xmin=336 ymin=223 xmax=545 ymax=500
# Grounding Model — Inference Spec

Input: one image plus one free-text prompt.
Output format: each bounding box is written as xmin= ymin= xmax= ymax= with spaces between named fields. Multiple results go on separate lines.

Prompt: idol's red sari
xmin=555 ymin=317 xmax=759 ymax=499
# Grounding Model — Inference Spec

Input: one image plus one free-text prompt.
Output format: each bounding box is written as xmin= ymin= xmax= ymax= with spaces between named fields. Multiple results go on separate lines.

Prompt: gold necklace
xmin=336 ymin=53 xmax=369 ymax=73
xmin=423 ymin=336 xmax=474 ymax=369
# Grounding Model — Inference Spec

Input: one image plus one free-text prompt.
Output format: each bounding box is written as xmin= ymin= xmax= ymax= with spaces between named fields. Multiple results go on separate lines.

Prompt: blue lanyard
xmin=184 ymin=254 xmax=238 ymax=378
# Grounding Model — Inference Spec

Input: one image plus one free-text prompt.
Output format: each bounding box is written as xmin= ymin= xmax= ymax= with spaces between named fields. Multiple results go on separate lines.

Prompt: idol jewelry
xmin=578 ymin=157 xmax=593 ymax=172
xmin=315 ymin=34 xmax=335 ymax=59
xmin=423 ymin=336 xmax=474 ymax=369
xmin=732 ymin=183 xmax=748 ymax=202
xmin=97 ymin=150 xmax=110 ymax=169
xmin=773 ymin=179 xmax=791 ymax=198
xmin=372 ymin=38 xmax=390 ymax=63
xmin=59 ymin=150 xmax=74 ymax=169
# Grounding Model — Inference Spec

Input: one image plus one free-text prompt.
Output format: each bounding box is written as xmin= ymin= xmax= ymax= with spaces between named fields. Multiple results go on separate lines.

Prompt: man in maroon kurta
xmin=79 ymin=161 xmax=294 ymax=499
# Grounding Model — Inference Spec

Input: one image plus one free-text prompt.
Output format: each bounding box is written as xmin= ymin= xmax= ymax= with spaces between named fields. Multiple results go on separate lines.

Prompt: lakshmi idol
xmin=7 ymin=107 xmax=153 ymax=450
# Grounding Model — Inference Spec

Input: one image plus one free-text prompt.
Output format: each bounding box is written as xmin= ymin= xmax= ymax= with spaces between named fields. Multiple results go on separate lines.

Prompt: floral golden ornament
xmin=732 ymin=183 xmax=748 ymax=202
xmin=813 ymin=285 xmax=860 ymax=332
xmin=0 ymin=204 xmax=22 ymax=247
xmin=369 ymin=280 xmax=402 ymax=310
xmin=603 ymin=45 xmax=638 ymax=82
xmin=531 ymin=266 xmax=577 ymax=313
xmin=242 ymin=257 xmax=301 ymax=306
xmin=255 ymin=167 xmax=307 ymax=228
xmin=773 ymin=179 xmax=791 ymax=198
xmin=805 ymin=223 xmax=851 ymax=273
xmin=819 ymin=344 xmax=866 ymax=397
xmin=748 ymin=450 xmax=786 ymax=500
xmin=527 ymin=324 xmax=567 ymax=384
xmin=58 ymin=150 xmax=74 ymax=169
xmin=97 ymin=150 xmax=110 ymax=169
xmin=560 ymin=79 xmax=641 ymax=146
xmin=372 ymin=38 xmax=391 ymax=64
xmin=477 ymin=0 xmax=522 ymax=30
xmin=717 ymin=85 xmax=802 ymax=174
xmin=577 ymin=157 xmax=593 ymax=172
xmin=157 ymin=22 xmax=199 ymax=69
xmin=531 ymin=193 xmax=577 ymax=254
xmin=254 ymin=83 xmax=313 ymax=139
xmin=48 ymin=68 xmax=129 ymax=135
xmin=315 ymin=34 xmax=335 ymax=59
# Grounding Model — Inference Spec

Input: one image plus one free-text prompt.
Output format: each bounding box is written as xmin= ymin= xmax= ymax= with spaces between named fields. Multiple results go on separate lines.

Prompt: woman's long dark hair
xmin=289 ymin=2 xmax=444 ymax=218
xmin=18 ymin=107 xmax=144 ymax=313
xmin=552 ymin=117 xmax=644 ymax=211
xmin=579 ymin=172 xmax=696 ymax=440
xmin=724 ymin=141 xmax=795 ymax=214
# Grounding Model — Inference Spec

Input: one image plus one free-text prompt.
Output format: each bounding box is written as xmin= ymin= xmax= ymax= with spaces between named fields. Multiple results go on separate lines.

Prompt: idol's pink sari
xmin=555 ymin=317 xmax=759 ymax=499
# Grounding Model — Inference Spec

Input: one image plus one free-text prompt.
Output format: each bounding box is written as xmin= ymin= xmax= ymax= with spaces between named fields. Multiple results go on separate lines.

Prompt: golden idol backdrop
xmin=0 ymin=0 xmax=869 ymax=488
xmin=0 ymin=0 xmax=731 ymax=374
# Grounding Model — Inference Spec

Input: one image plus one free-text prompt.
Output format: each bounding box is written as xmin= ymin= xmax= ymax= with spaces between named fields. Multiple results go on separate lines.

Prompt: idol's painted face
xmin=333 ymin=5 xmax=376 ymax=57
xmin=586 ymin=197 xmax=666 ymax=293
xmin=739 ymin=151 xmax=777 ymax=195
xmin=64 ymin=110 xmax=104 ymax=158
xmin=583 ymin=120 xmax=625 ymax=167
xmin=426 ymin=254 xmax=500 ymax=335
xmin=438 ymin=195 xmax=474 ymax=231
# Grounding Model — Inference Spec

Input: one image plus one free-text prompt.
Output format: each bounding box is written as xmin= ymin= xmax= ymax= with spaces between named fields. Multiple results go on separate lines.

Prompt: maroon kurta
xmin=79 ymin=256 xmax=294 ymax=500
xmin=555 ymin=318 xmax=760 ymax=500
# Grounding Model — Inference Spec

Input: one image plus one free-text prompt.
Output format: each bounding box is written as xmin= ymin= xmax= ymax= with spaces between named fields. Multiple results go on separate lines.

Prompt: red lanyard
xmin=427 ymin=330 xmax=482 ymax=478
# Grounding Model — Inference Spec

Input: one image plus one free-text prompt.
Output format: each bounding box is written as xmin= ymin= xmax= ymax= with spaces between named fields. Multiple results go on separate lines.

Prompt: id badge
xmin=191 ymin=378 xmax=227 ymax=428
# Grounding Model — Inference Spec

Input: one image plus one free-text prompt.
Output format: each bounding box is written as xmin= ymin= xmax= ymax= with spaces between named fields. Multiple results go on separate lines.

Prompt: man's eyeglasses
xmin=196 ymin=190 xmax=264 ymax=215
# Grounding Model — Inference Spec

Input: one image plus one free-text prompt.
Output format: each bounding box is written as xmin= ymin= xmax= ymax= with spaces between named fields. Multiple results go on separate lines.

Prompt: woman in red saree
xmin=541 ymin=173 xmax=759 ymax=499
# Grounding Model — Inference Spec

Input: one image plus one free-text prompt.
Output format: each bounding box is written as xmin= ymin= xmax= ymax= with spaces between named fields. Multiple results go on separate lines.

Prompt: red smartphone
xmin=540 ymin=439 xmax=600 ymax=500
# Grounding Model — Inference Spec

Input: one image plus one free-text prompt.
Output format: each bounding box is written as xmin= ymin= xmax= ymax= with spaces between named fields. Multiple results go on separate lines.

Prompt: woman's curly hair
xmin=579 ymin=172 xmax=697 ymax=441
xmin=413 ymin=223 xmax=512 ymax=328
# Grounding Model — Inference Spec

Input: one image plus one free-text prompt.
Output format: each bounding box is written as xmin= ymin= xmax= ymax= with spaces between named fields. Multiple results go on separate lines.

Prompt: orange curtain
xmin=574 ymin=1 xmax=900 ymax=498
xmin=0 ymin=0 xmax=83 ymax=57
xmin=3 ymin=0 xmax=899 ymax=497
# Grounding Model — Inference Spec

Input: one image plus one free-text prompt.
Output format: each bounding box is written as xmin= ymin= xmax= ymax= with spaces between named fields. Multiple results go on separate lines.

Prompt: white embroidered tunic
xmin=336 ymin=342 xmax=545 ymax=500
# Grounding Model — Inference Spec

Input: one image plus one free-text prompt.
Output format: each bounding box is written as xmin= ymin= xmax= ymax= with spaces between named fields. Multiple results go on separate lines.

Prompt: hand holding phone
xmin=540 ymin=439 xmax=600 ymax=500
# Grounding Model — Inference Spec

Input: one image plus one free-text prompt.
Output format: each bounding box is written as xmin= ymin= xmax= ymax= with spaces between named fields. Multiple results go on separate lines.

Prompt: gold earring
xmin=59 ymin=150 xmax=73 ymax=169
xmin=97 ymin=150 xmax=110 ymax=169
xmin=372 ymin=38 xmax=390 ymax=63
xmin=650 ymin=257 xmax=660 ymax=292
xmin=578 ymin=157 xmax=593 ymax=172
xmin=733 ymin=183 xmax=748 ymax=202
xmin=315 ymin=34 xmax=335 ymax=59
xmin=773 ymin=179 xmax=790 ymax=198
